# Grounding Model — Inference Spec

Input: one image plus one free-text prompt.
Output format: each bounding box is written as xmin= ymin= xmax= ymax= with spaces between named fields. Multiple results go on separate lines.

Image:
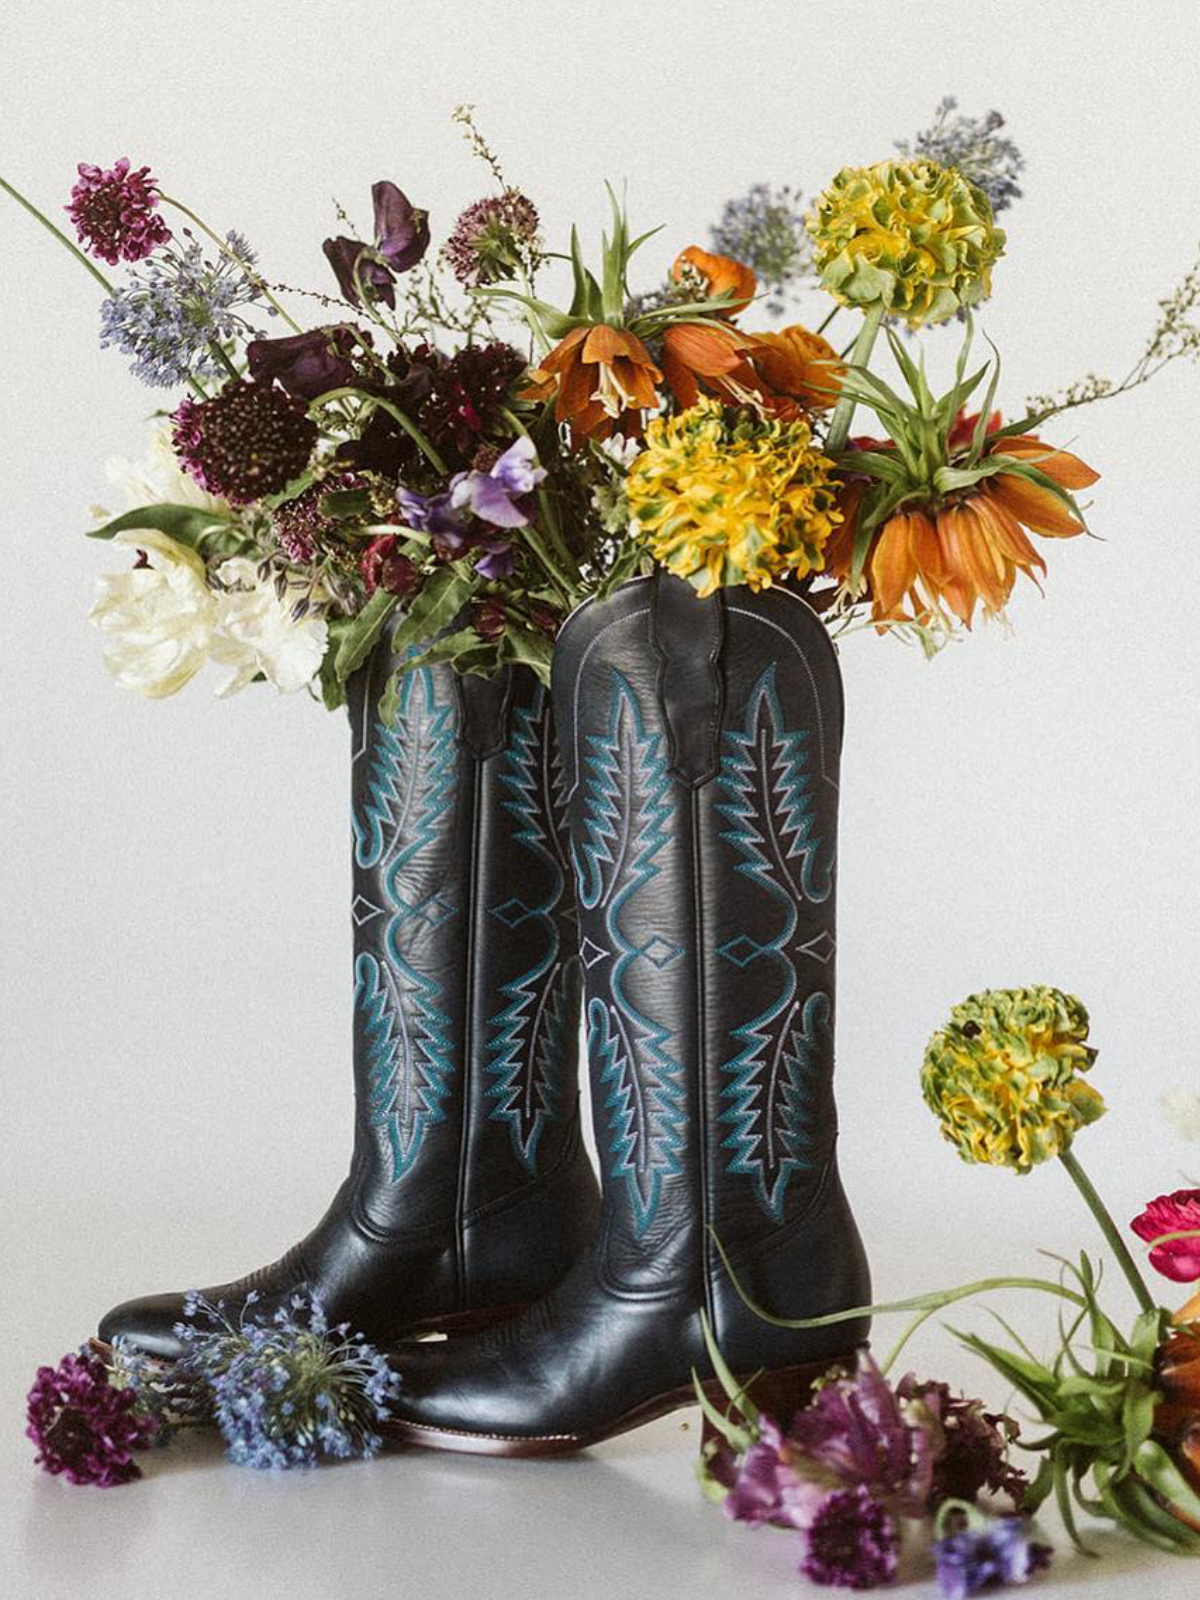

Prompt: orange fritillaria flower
xmin=1154 ymin=1301 xmax=1200 ymax=1515
xmin=671 ymin=245 xmax=756 ymax=318
xmin=660 ymin=321 xmax=801 ymax=419
xmin=751 ymin=324 xmax=846 ymax=411
xmin=519 ymin=323 xmax=661 ymax=441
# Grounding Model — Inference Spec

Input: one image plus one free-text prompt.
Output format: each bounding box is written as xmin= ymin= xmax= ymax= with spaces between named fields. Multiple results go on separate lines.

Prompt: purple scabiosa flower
xmin=788 ymin=1352 xmax=935 ymax=1518
xmin=98 ymin=231 xmax=262 ymax=389
xmin=419 ymin=341 xmax=526 ymax=457
xmin=449 ymin=436 xmax=547 ymax=528
xmin=175 ymin=1292 xmax=401 ymax=1470
xmin=247 ymin=325 xmax=360 ymax=400
xmin=801 ymin=1485 xmax=899 ymax=1590
xmin=171 ymin=380 xmax=317 ymax=504
xmin=272 ymin=473 xmax=362 ymax=565
xmin=723 ymin=1413 xmax=822 ymax=1530
xmin=27 ymin=1351 xmax=159 ymax=1486
xmin=896 ymin=1376 xmax=1026 ymax=1510
xmin=896 ymin=98 xmax=1024 ymax=216
xmin=67 ymin=158 xmax=171 ymax=264
xmin=323 ymin=182 xmax=429 ymax=308
xmin=443 ymin=189 xmax=541 ymax=287
xmin=933 ymin=1514 xmax=1051 ymax=1598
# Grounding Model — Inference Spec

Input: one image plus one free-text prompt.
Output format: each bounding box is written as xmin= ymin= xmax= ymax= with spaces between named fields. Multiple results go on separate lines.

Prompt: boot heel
xmin=698 ymin=1352 xmax=853 ymax=1453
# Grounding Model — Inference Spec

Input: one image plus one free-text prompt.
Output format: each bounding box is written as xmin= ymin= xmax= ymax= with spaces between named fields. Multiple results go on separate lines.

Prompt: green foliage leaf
xmin=87 ymin=503 xmax=237 ymax=548
xmin=388 ymin=566 xmax=474 ymax=661
xmin=333 ymin=590 xmax=398 ymax=681
xmin=320 ymin=487 xmax=372 ymax=521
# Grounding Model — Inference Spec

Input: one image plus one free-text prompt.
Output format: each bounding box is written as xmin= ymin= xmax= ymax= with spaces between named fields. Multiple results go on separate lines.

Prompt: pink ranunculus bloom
xmin=1130 ymin=1189 xmax=1200 ymax=1283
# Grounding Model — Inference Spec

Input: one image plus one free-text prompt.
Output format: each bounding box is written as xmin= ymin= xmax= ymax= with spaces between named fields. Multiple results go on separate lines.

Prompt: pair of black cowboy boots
xmin=100 ymin=574 xmax=871 ymax=1456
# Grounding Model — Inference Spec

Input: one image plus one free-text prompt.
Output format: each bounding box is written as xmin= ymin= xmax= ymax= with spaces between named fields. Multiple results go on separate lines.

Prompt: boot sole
xmin=382 ymin=1350 xmax=855 ymax=1459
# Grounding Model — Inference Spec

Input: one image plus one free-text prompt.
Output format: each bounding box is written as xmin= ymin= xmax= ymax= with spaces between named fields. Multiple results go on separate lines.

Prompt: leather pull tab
xmin=457 ymin=667 xmax=516 ymax=761
xmin=650 ymin=571 xmax=725 ymax=786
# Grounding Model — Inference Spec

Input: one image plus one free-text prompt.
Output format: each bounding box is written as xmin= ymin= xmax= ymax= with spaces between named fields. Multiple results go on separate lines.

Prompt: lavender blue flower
xmin=709 ymin=183 xmax=813 ymax=315
xmin=172 ymin=1291 xmax=400 ymax=1470
xmin=896 ymin=98 xmax=1024 ymax=216
xmin=933 ymin=1513 xmax=1051 ymax=1598
xmin=99 ymin=230 xmax=265 ymax=388
xmin=449 ymin=436 xmax=546 ymax=528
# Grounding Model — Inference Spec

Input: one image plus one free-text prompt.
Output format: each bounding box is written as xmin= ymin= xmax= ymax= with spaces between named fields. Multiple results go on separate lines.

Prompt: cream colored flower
xmin=210 ymin=558 xmax=327 ymax=698
xmin=89 ymin=530 xmax=217 ymax=698
xmin=103 ymin=423 xmax=227 ymax=516
xmin=1162 ymin=1089 xmax=1200 ymax=1142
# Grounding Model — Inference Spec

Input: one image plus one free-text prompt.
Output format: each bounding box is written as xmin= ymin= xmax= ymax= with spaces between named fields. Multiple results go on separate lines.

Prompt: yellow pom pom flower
xmin=807 ymin=158 xmax=1006 ymax=328
xmin=921 ymin=986 xmax=1106 ymax=1173
xmin=627 ymin=398 xmax=843 ymax=597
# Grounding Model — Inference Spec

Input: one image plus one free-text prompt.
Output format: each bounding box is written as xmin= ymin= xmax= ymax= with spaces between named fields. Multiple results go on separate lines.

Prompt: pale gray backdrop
xmin=3 ymin=3 xmax=1200 ymax=1596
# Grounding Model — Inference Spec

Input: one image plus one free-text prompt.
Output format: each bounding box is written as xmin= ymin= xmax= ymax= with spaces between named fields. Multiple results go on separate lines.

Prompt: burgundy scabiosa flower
xmin=67 ymin=158 xmax=172 ymax=264
xmin=801 ymin=1485 xmax=899 ymax=1590
xmin=419 ymin=341 xmax=526 ymax=457
xmin=27 ymin=1351 xmax=159 ymax=1487
xmin=360 ymin=535 xmax=419 ymax=598
xmin=444 ymin=190 xmax=541 ymax=287
xmin=896 ymin=1375 xmax=1026 ymax=1510
xmin=1131 ymin=1189 xmax=1200 ymax=1283
xmin=171 ymin=380 xmax=317 ymax=504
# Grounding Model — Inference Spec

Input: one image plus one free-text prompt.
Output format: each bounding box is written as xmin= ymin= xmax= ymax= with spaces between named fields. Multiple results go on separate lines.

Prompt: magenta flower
xmin=801 ymin=1485 xmax=899 ymax=1590
xmin=67 ymin=158 xmax=171 ymax=265
xmin=27 ymin=1351 xmax=158 ymax=1487
xmin=172 ymin=380 xmax=316 ymax=504
xmin=1131 ymin=1189 xmax=1200 ymax=1283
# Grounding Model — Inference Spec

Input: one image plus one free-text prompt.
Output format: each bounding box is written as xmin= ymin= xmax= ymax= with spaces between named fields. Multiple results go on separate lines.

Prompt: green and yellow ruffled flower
xmin=627 ymin=398 xmax=842 ymax=597
xmin=807 ymin=159 xmax=1005 ymax=328
xmin=921 ymin=986 xmax=1106 ymax=1173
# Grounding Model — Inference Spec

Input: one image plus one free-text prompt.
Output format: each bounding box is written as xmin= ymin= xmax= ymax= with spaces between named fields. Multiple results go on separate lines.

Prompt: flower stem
xmin=0 ymin=174 xmax=114 ymax=293
xmin=159 ymin=194 xmax=304 ymax=333
xmin=824 ymin=303 xmax=885 ymax=454
xmin=1059 ymin=1147 xmax=1156 ymax=1314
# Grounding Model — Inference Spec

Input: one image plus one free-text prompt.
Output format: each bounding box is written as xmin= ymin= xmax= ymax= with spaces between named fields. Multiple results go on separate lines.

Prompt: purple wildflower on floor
xmin=933 ymin=1514 xmax=1051 ymax=1598
xmin=27 ymin=1350 xmax=159 ymax=1486
xmin=67 ymin=157 xmax=172 ymax=264
xmin=172 ymin=379 xmax=317 ymax=503
xmin=801 ymin=1485 xmax=900 ymax=1590
xmin=443 ymin=191 xmax=541 ymax=287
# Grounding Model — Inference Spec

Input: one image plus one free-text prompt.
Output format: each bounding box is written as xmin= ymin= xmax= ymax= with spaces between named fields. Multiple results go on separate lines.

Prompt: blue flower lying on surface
xmin=933 ymin=1509 xmax=1052 ymax=1597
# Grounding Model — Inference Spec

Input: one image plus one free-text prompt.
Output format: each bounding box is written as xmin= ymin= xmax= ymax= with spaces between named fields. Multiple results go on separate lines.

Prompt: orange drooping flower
xmin=841 ymin=426 xmax=1099 ymax=629
xmin=660 ymin=321 xmax=776 ymax=412
xmin=671 ymin=246 xmax=756 ymax=318
xmin=520 ymin=323 xmax=661 ymax=441
xmin=1154 ymin=1302 xmax=1200 ymax=1508
xmin=751 ymin=324 xmax=846 ymax=411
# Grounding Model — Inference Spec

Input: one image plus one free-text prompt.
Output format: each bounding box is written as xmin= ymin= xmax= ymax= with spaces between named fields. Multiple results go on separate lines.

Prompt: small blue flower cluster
xmin=162 ymin=1290 xmax=401 ymax=1470
xmin=709 ymin=184 xmax=812 ymax=315
xmin=98 ymin=230 xmax=265 ymax=388
xmin=896 ymin=97 xmax=1025 ymax=216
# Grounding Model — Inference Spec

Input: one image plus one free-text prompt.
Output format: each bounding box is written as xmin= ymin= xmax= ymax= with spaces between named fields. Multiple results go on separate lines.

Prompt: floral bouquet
xmin=5 ymin=100 xmax=1197 ymax=714
xmin=699 ymin=986 xmax=1200 ymax=1590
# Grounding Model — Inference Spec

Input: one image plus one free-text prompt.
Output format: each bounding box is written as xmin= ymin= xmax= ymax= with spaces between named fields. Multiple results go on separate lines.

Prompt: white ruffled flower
xmin=1161 ymin=1088 xmax=1200 ymax=1142
xmin=89 ymin=530 xmax=217 ymax=698
xmin=210 ymin=557 xmax=328 ymax=698
xmin=103 ymin=423 xmax=226 ymax=515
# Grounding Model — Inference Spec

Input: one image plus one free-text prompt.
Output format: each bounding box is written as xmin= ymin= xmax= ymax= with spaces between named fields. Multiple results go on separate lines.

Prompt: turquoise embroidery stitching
xmin=574 ymin=669 xmax=684 ymax=1235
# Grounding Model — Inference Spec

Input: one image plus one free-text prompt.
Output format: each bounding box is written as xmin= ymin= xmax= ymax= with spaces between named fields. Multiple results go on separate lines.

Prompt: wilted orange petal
xmin=990 ymin=471 xmax=1085 ymax=538
xmin=663 ymin=322 xmax=748 ymax=376
xmin=869 ymin=514 xmax=919 ymax=617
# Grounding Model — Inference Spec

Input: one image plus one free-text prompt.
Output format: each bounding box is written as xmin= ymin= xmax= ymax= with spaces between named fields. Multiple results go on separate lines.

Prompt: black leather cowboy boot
xmin=98 ymin=627 xmax=599 ymax=1358
xmin=385 ymin=573 xmax=871 ymax=1454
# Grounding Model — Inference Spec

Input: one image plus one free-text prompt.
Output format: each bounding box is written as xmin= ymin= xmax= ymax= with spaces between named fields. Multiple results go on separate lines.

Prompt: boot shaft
xmin=553 ymin=574 xmax=869 ymax=1361
xmin=347 ymin=634 xmax=583 ymax=1240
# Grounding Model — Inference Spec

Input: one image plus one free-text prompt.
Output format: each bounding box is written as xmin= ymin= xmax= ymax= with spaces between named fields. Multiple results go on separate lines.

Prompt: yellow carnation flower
xmin=807 ymin=158 xmax=1005 ymax=328
xmin=627 ymin=398 xmax=842 ymax=598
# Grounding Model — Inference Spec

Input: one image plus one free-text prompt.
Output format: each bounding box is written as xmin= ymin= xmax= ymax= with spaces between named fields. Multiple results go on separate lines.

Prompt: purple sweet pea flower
xmin=449 ymin=437 xmax=547 ymax=529
xmin=933 ymin=1515 xmax=1052 ymax=1598
xmin=323 ymin=236 xmax=397 ymax=309
xmin=722 ymin=1414 xmax=822 ymax=1531
xmin=490 ymin=436 xmax=547 ymax=495
xmin=246 ymin=326 xmax=359 ymax=399
xmin=323 ymin=183 xmax=429 ymax=309
xmin=474 ymin=541 xmax=515 ymax=580
xmin=396 ymin=486 xmax=469 ymax=541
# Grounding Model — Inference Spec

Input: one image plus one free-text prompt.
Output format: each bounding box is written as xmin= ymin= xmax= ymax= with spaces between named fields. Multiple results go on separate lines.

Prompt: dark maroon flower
xmin=323 ymin=183 xmax=429 ymax=309
xmin=1131 ymin=1190 xmax=1200 ymax=1283
xmin=444 ymin=190 xmax=541 ymax=287
xmin=172 ymin=380 xmax=317 ymax=505
xmin=419 ymin=342 xmax=526 ymax=457
xmin=472 ymin=598 xmax=507 ymax=641
xmin=896 ymin=1375 xmax=1026 ymax=1510
xmin=527 ymin=601 xmax=562 ymax=638
xmin=273 ymin=473 xmax=362 ymax=565
xmin=801 ymin=1486 xmax=899 ymax=1590
xmin=360 ymin=535 xmax=419 ymax=598
xmin=27 ymin=1352 xmax=158 ymax=1487
xmin=247 ymin=326 xmax=359 ymax=399
xmin=66 ymin=158 xmax=171 ymax=265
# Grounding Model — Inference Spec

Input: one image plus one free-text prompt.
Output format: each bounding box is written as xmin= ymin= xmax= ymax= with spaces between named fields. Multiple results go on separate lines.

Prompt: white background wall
xmin=3 ymin=4 xmax=1200 ymax=1596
